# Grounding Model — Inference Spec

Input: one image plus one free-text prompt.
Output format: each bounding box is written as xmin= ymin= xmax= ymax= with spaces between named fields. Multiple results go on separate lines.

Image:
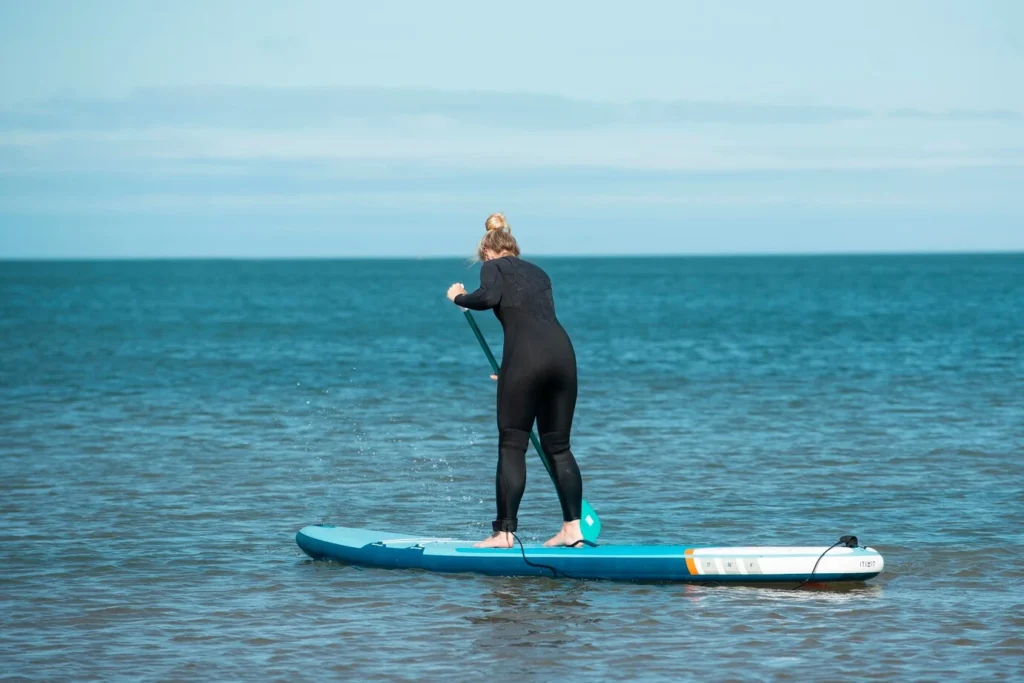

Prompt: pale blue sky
xmin=1 ymin=1 xmax=1022 ymax=257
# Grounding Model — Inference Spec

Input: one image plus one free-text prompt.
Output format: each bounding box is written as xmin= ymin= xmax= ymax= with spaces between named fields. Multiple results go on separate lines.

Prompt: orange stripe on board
xmin=684 ymin=548 xmax=697 ymax=575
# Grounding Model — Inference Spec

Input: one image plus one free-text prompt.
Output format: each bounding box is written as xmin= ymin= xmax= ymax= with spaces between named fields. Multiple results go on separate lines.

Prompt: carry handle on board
xmin=462 ymin=309 xmax=602 ymax=542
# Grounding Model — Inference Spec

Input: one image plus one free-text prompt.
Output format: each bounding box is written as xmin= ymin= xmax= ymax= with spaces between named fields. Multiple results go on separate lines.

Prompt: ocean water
xmin=1 ymin=254 xmax=1022 ymax=681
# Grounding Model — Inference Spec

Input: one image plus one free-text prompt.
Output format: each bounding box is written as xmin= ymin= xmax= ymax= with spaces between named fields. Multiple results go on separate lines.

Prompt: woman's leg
xmin=536 ymin=368 xmax=584 ymax=531
xmin=475 ymin=365 xmax=536 ymax=548
xmin=493 ymin=427 xmax=529 ymax=533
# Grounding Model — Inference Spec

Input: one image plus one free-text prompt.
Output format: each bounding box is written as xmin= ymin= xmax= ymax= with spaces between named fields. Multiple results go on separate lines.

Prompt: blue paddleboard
xmin=296 ymin=524 xmax=884 ymax=583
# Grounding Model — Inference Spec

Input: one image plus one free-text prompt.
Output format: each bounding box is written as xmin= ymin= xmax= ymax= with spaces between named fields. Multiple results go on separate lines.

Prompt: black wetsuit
xmin=455 ymin=256 xmax=583 ymax=533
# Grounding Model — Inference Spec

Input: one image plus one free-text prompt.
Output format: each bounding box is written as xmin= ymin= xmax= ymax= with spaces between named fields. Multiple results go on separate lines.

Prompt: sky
xmin=1 ymin=0 xmax=1022 ymax=257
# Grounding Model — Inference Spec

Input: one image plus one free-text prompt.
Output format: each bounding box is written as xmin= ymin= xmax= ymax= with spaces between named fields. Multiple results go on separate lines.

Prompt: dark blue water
xmin=1 ymin=255 xmax=1022 ymax=680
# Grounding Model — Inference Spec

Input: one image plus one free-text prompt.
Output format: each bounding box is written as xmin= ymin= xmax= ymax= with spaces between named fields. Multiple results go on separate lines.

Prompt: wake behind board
xmin=296 ymin=524 xmax=884 ymax=584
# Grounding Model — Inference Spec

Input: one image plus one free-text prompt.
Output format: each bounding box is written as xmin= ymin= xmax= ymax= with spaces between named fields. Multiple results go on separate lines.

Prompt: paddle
xmin=461 ymin=309 xmax=602 ymax=542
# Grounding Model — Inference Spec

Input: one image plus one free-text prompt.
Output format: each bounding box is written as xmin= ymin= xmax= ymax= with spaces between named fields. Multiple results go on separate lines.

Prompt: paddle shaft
xmin=461 ymin=308 xmax=602 ymax=541
xmin=461 ymin=309 xmax=556 ymax=480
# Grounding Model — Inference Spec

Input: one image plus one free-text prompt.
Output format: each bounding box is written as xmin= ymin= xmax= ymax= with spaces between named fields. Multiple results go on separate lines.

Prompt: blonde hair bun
xmin=485 ymin=213 xmax=510 ymax=233
xmin=477 ymin=213 xmax=520 ymax=260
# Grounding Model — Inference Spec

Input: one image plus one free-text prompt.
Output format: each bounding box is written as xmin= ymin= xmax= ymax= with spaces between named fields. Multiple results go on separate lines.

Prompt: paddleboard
xmin=296 ymin=524 xmax=884 ymax=584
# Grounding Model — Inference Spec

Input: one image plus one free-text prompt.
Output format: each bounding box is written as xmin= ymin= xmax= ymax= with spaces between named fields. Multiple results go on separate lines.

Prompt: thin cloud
xmin=3 ymin=126 xmax=1022 ymax=174
xmin=2 ymin=86 xmax=1021 ymax=132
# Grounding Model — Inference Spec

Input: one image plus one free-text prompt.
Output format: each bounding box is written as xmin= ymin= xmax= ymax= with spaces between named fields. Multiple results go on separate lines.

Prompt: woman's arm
xmin=453 ymin=260 xmax=502 ymax=310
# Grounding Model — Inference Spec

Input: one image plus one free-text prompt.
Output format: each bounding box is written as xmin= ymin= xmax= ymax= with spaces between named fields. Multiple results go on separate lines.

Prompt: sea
xmin=1 ymin=254 xmax=1022 ymax=681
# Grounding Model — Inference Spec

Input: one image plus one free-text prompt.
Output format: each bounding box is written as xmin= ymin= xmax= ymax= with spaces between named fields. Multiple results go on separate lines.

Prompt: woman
xmin=446 ymin=213 xmax=586 ymax=549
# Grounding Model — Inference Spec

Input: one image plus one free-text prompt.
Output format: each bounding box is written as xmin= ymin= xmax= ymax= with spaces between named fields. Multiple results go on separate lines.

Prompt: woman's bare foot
xmin=474 ymin=532 xmax=513 ymax=548
xmin=544 ymin=520 xmax=584 ymax=547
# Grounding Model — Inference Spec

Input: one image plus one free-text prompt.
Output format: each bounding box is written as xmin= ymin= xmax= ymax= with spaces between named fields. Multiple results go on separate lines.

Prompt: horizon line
xmin=2 ymin=248 xmax=1022 ymax=263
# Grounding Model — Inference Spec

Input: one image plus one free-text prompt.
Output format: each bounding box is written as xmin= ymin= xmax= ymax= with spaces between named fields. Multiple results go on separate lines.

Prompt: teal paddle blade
xmin=580 ymin=499 xmax=602 ymax=542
